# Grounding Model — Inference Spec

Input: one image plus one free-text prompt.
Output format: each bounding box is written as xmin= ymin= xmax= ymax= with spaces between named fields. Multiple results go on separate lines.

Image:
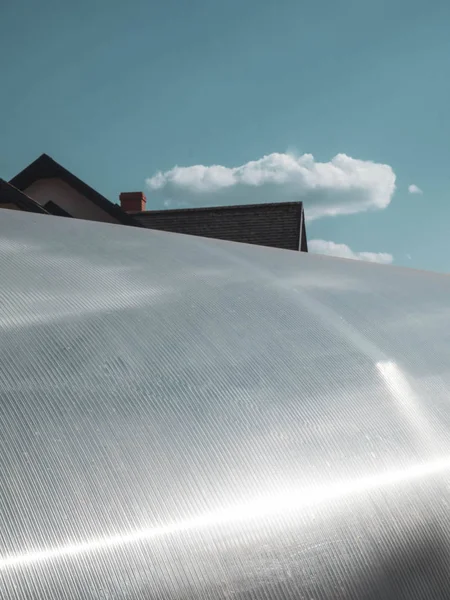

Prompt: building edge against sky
xmin=1 ymin=153 xmax=308 ymax=253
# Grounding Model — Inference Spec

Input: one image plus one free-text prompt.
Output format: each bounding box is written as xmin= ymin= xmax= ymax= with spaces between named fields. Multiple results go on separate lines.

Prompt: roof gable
xmin=10 ymin=154 xmax=142 ymax=227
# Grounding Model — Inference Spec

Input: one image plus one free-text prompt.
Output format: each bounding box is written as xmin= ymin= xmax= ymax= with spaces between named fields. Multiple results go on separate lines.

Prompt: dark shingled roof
xmin=134 ymin=201 xmax=308 ymax=251
xmin=0 ymin=179 xmax=50 ymax=214
xmin=10 ymin=154 xmax=142 ymax=227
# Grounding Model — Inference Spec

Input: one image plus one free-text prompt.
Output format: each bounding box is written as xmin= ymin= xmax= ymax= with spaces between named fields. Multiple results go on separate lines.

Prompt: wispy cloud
xmin=146 ymin=152 xmax=396 ymax=221
xmin=309 ymin=239 xmax=393 ymax=264
xmin=408 ymin=184 xmax=423 ymax=195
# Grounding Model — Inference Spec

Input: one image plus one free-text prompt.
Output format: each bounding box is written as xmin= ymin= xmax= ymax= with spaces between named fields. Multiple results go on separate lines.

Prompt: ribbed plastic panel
xmin=1 ymin=210 xmax=450 ymax=598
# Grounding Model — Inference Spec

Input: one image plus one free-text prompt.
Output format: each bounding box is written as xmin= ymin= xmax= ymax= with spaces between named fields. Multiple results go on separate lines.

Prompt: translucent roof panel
xmin=1 ymin=210 xmax=450 ymax=599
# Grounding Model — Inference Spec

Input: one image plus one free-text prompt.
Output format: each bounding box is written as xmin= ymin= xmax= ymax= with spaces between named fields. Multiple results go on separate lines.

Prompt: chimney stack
xmin=119 ymin=191 xmax=146 ymax=213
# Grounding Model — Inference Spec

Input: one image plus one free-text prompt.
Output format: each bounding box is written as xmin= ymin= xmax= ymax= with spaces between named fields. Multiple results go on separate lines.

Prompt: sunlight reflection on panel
xmin=376 ymin=361 xmax=440 ymax=451
xmin=2 ymin=455 xmax=450 ymax=571
xmin=0 ymin=287 xmax=170 ymax=330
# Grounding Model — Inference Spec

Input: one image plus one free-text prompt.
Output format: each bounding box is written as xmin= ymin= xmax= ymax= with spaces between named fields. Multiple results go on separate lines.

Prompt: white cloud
xmin=309 ymin=239 xmax=393 ymax=264
xmin=146 ymin=152 xmax=396 ymax=221
xmin=408 ymin=184 xmax=423 ymax=194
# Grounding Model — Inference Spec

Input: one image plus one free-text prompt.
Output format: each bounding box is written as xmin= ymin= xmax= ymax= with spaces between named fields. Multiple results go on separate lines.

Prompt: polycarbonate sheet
xmin=1 ymin=211 xmax=450 ymax=599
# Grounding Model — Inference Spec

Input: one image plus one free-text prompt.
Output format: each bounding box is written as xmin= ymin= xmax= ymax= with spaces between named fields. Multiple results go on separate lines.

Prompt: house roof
xmin=0 ymin=179 xmax=50 ymax=214
xmin=1 ymin=209 xmax=449 ymax=598
xmin=135 ymin=201 xmax=307 ymax=251
xmin=9 ymin=153 xmax=142 ymax=227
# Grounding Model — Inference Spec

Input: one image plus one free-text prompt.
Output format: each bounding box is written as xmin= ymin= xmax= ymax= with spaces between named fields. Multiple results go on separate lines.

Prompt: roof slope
xmin=10 ymin=153 xmax=142 ymax=227
xmin=2 ymin=210 xmax=450 ymax=598
xmin=0 ymin=179 xmax=50 ymax=214
xmin=135 ymin=201 xmax=307 ymax=251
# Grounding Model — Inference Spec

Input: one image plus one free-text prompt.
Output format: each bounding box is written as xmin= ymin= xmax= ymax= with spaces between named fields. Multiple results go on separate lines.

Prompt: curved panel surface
xmin=1 ymin=211 xmax=450 ymax=598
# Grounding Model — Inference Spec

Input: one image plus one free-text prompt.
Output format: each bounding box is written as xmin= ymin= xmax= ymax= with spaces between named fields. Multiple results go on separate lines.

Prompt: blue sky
xmin=2 ymin=0 xmax=450 ymax=272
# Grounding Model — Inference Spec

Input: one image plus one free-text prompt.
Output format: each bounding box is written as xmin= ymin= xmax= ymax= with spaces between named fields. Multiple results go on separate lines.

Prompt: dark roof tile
xmin=135 ymin=201 xmax=307 ymax=251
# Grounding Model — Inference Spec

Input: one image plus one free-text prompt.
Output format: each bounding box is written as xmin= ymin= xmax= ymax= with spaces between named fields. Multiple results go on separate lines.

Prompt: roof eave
xmin=10 ymin=154 xmax=143 ymax=227
xmin=0 ymin=179 xmax=50 ymax=214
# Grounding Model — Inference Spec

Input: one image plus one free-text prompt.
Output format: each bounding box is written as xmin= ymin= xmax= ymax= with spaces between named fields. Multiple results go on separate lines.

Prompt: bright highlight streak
xmin=377 ymin=360 xmax=439 ymax=451
xmin=2 ymin=455 xmax=450 ymax=571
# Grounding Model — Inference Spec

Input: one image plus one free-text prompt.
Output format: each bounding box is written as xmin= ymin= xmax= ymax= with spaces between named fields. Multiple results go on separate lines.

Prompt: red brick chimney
xmin=119 ymin=192 xmax=146 ymax=213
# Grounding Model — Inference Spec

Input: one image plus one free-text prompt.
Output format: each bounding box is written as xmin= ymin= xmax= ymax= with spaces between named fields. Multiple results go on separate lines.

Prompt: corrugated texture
xmin=135 ymin=202 xmax=304 ymax=251
xmin=1 ymin=211 xmax=450 ymax=599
